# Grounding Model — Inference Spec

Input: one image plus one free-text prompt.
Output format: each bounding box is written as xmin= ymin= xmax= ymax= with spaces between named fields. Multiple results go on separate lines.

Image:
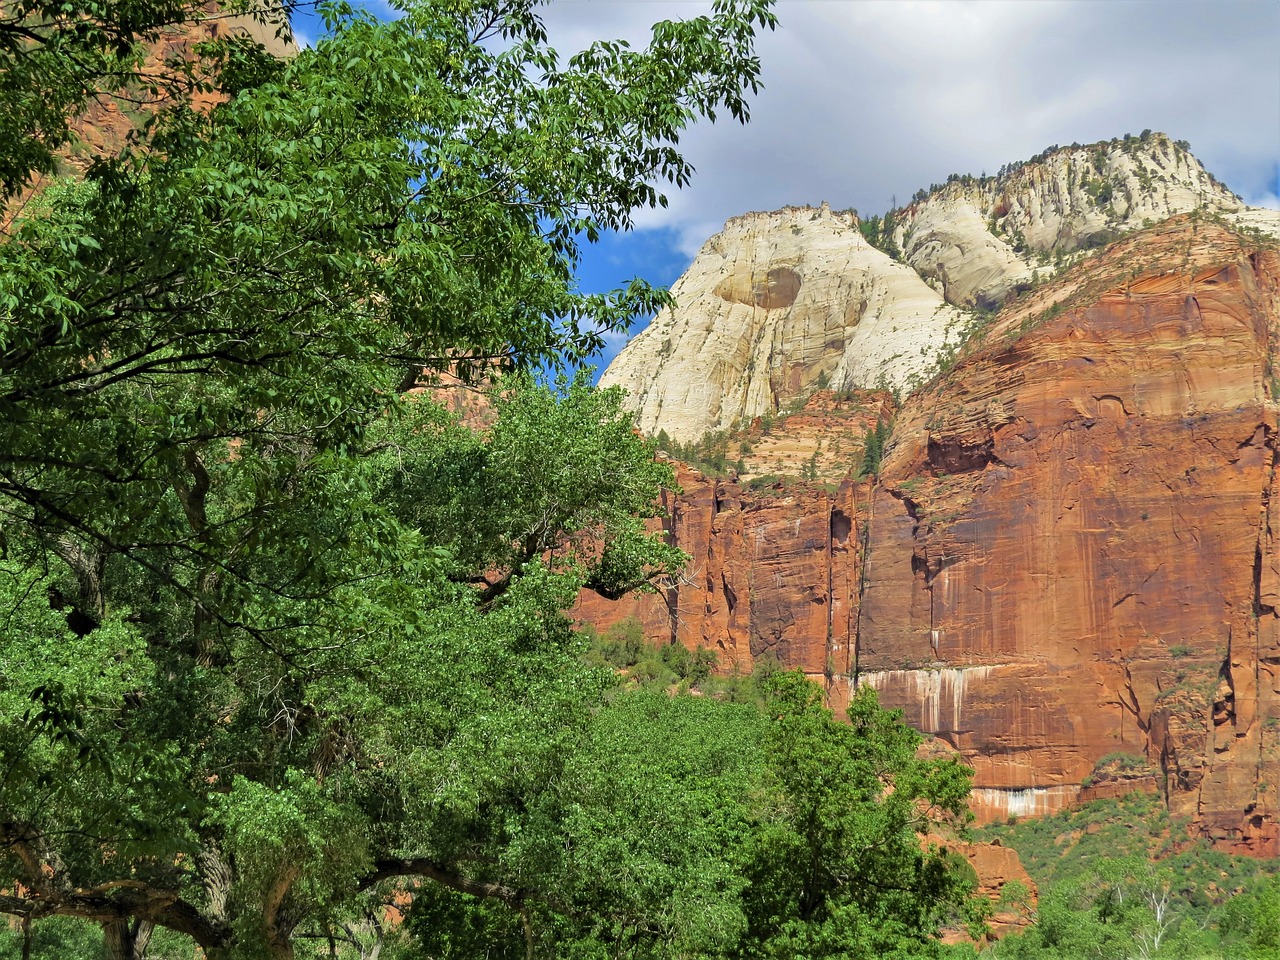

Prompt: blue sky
xmin=291 ymin=0 xmax=1280 ymax=376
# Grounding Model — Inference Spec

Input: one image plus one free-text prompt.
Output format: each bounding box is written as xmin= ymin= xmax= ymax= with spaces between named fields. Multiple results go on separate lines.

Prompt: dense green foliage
xmin=955 ymin=792 xmax=1280 ymax=960
xmin=0 ymin=1 xmax=985 ymax=957
xmin=392 ymin=639 xmax=982 ymax=960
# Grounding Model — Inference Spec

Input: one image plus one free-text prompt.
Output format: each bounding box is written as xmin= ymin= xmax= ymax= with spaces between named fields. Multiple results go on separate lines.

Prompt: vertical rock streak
xmin=858 ymin=667 xmax=996 ymax=732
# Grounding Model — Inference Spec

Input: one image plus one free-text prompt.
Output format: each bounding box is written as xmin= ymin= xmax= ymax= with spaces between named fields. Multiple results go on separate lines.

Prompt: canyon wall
xmin=581 ymin=217 xmax=1280 ymax=853
xmin=861 ymin=218 xmax=1280 ymax=848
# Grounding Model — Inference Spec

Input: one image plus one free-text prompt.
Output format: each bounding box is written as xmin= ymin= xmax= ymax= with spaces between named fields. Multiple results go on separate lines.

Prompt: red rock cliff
xmin=576 ymin=464 xmax=871 ymax=678
xmin=580 ymin=217 xmax=1280 ymax=853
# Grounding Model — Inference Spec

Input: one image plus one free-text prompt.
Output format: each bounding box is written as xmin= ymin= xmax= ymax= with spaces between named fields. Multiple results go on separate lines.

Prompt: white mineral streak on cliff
xmin=858 ymin=666 xmax=995 ymax=732
xmin=893 ymin=134 xmax=1242 ymax=307
xmin=972 ymin=786 xmax=1079 ymax=820
xmin=599 ymin=203 xmax=966 ymax=442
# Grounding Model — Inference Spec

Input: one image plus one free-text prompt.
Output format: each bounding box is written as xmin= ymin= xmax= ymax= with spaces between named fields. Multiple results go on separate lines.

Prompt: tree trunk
xmin=103 ymin=918 xmax=154 ymax=960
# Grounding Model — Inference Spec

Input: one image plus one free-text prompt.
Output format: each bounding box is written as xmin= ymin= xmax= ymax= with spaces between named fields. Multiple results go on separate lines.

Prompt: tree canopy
xmin=0 ymin=1 xmax=981 ymax=958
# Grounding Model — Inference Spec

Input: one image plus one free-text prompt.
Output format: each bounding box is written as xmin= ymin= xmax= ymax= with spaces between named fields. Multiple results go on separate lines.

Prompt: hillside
xmin=581 ymin=209 xmax=1280 ymax=854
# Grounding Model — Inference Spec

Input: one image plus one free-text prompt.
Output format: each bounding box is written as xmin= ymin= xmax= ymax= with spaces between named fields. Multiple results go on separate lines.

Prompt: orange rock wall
xmin=576 ymin=466 xmax=870 ymax=679
xmin=580 ymin=221 xmax=1280 ymax=853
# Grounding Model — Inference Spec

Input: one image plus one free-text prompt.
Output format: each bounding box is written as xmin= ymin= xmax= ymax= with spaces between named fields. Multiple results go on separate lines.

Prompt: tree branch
xmin=358 ymin=858 xmax=524 ymax=907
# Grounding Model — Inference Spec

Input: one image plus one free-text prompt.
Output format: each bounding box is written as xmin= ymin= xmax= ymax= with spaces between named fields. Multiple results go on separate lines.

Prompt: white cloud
xmin=541 ymin=0 xmax=1280 ymax=246
xmin=1248 ymin=190 xmax=1280 ymax=211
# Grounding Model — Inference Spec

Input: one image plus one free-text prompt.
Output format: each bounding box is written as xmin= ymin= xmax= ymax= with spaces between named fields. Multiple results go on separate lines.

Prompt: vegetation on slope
xmin=940 ymin=792 xmax=1280 ymax=960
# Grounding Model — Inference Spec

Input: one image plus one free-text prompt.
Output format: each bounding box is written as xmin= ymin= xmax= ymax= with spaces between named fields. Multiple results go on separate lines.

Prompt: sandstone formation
xmin=581 ymin=216 xmax=1280 ymax=853
xmin=598 ymin=204 xmax=969 ymax=442
xmin=893 ymin=133 xmax=1243 ymax=308
xmin=859 ymin=217 xmax=1280 ymax=846
xmin=728 ymin=389 xmax=894 ymax=484
xmin=574 ymin=460 xmax=870 ymax=677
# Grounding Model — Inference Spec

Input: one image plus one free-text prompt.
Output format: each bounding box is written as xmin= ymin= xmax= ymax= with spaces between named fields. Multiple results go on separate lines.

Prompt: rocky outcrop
xmin=575 ymin=460 xmax=871 ymax=676
xmin=932 ymin=836 xmax=1036 ymax=943
xmin=582 ymin=217 xmax=1280 ymax=853
xmin=720 ymin=389 xmax=893 ymax=485
xmin=598 ymin=204 xmax=969 ymax=442
xmin=893 ymin=133 xmax=1243 ymax=308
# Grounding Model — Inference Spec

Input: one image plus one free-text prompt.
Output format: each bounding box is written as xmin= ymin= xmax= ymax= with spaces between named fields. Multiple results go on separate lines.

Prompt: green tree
xmin=992 ymin=857 xmax=1187 ymax=960
xmin=0 ymin=1 xmax=777 ymax=957
xmin=740 ymin=676 xmax=975 ymax=959
xmin=858 ymin=418 xmax=891 ymax=477
xmin=396 ymin=675 xmax=980 ymax=960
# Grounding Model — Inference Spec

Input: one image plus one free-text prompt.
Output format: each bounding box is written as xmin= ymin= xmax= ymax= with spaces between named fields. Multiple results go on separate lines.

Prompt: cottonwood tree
xmin=397 ymin=678 xmax=980 ymax=960
xmin=0 ymin=1 xmax=778 ymax=957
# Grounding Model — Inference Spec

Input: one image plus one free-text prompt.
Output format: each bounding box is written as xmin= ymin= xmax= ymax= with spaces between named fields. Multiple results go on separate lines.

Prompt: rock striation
xmin=598 ymin=204 xmax=969 ymax=442
xmin=857 ymin=218 xmax=1280 ymax=846
xmin=574 ymin=460 xmax=870 ymax=677
xmin=581 ymin=216 xmax=1280 ymax=853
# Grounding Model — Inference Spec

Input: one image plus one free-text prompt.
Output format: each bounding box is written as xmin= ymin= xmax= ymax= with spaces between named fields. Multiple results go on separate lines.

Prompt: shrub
xmin=1093 ymin=751 xmax=1150 ymax=774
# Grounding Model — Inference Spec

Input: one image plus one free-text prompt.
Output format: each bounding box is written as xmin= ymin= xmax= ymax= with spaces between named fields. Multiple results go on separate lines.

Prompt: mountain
xmin=893 ymin=132 xmax=1244 ymax=308
xmin=598 ymin=204 xmax=967 ymax=442
xmin=601 ymin=135 xmax=1276 ymax=446
xmin=582 ymin=154 xmax=1280 ymax=853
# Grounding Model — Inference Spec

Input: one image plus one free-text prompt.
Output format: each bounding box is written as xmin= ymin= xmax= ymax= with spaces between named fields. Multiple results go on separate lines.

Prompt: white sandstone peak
xmin=893 ymin=133 xmax=1242 ymax=307
xmin=599 ymin=204 xmax=968 ymax=442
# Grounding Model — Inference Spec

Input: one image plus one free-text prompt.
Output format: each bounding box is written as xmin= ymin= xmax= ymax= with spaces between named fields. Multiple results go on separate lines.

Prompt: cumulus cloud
xmin=541 ymin=0 xmax=1280 ymax=253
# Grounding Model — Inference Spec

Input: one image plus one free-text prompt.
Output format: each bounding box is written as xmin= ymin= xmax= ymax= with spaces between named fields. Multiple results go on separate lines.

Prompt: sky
xmin=293 ymin=0 xmax=1280 ymax=374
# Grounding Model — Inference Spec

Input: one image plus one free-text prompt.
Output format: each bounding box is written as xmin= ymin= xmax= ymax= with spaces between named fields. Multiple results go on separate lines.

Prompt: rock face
xmin=859 ymin=218 xmax=1280 ymax=847
xmin=599 ymin=137 xmax=1254 ymax=447
xmin=598 ymin=204 xmax=969 ymax=442
xmin=894 ymin=133 xmax=1243 ymax=309
xmin=581 ymin=217 xmax=1280 ymax=853
xmin=575 ymin=461 xmax=871 ymax=677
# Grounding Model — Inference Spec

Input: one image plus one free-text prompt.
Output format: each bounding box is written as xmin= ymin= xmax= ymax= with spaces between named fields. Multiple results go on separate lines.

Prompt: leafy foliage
xmin=739 ymin=676 xmax=976 ymax=959
xmin=973 ymin=792 xmax=1280 ymax=960
xmin=394 ymin=650 xmax=982 ymax=960
xmin=0 ymin=0 xmax=794 ymax=956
